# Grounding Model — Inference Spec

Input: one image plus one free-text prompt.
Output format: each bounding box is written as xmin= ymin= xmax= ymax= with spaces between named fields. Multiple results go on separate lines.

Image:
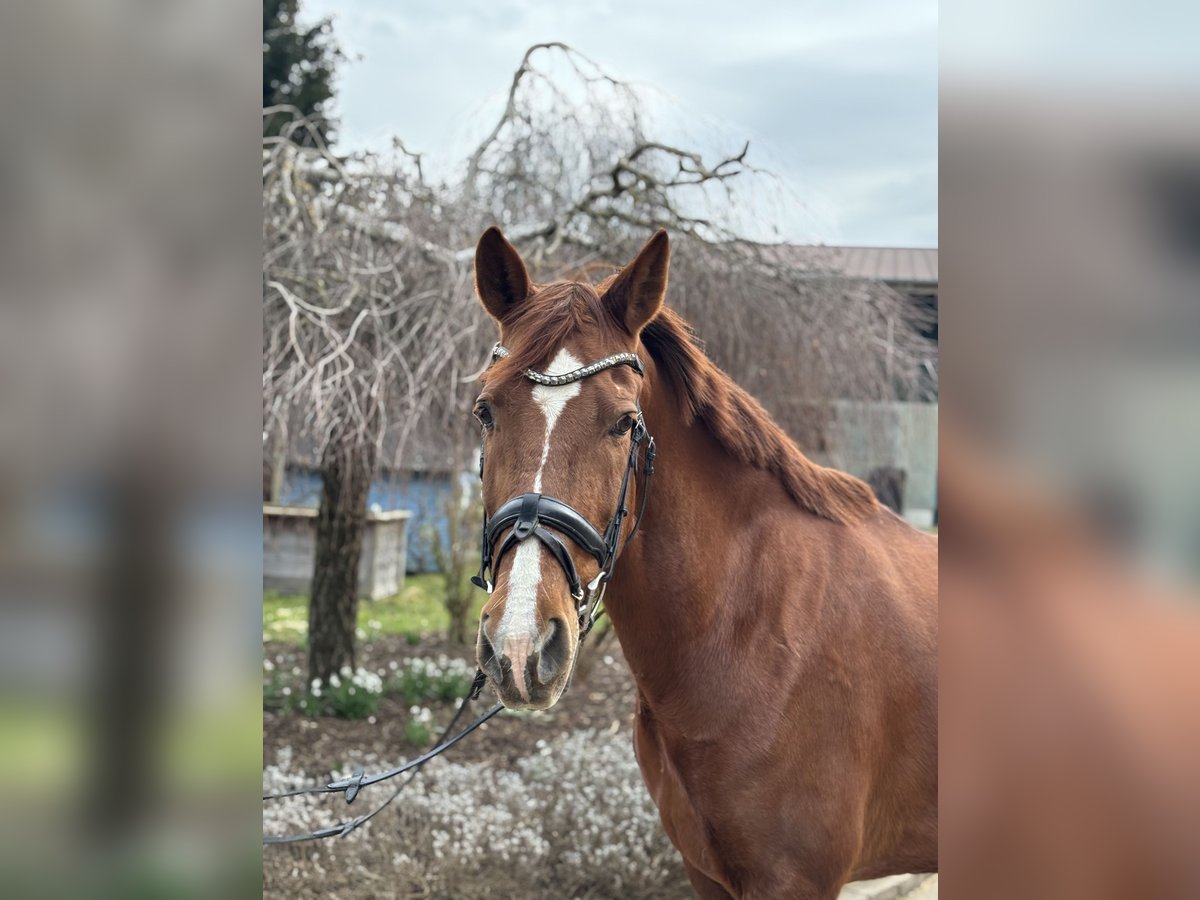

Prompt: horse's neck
xmin=602 ymin=379 xmax=782 ymax=707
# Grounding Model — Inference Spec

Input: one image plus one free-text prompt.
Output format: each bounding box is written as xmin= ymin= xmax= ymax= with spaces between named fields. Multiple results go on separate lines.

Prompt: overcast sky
xmin=305 ymin=0 xmax=936 ymax=247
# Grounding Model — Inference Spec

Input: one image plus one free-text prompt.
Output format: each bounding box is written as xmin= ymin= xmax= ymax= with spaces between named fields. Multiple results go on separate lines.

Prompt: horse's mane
xmin=640 ymin=307 xmax=879 ymax=524
xmin=493 ymin=282 xmax=879 ymax=524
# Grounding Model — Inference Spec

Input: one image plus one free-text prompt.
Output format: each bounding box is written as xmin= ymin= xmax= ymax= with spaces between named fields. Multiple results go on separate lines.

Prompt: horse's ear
xmin=475 ymin=226 xmax=531 ymax=322
xmin=603 ymin=229 xmax=669 ymax=335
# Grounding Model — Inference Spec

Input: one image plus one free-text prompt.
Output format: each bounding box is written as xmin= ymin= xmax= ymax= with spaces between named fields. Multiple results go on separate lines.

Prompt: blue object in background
xmin=278 ymin=468 xmax=453 ymax=574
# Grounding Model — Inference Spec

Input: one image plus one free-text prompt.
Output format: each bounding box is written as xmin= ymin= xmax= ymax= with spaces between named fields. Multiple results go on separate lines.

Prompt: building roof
xmin=778 ymin=245 xmax=938 ymax=287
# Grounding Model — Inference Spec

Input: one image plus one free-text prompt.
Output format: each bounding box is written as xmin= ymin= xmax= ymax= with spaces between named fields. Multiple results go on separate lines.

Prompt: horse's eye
xmin=474 ymin=402 xmax=494 ymax=430
xmin=610 ymin=414 xmax=635 ymax=436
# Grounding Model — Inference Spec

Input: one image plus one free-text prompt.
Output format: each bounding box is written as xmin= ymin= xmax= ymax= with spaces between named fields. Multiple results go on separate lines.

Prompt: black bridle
xmin=262 ymin=342 xmax=655 ymax=846
xmin=472 ymin=342 xmax=656 ymax=636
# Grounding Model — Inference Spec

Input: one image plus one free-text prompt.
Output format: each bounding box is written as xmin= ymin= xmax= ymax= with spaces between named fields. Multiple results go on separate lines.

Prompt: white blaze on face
xmin=495 ymin=348 xmax=583 ymax=697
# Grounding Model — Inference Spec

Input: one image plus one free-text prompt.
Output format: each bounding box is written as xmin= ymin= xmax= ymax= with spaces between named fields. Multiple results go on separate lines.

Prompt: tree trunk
xmin=446 ymin=591 xmax=472 ymax=645
xmin=432 ymin=457 xmax=482 ymax=645
xmin=443 ymin=477 xmax=470 ymax=645
xmin=86 ymin=461 xmax=172 ymax=843
xmin=307 ymin=434 xmax=376 ymax=684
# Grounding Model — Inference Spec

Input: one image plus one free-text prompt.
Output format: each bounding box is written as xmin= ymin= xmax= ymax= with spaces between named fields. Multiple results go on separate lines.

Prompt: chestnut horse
xmin=471 ymin=227 xmax=937 ymax=899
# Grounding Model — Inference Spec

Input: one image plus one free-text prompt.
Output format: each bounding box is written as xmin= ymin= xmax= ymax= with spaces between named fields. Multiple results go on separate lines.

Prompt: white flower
xmin=311 ymin=678 xmax=322 ymax=690
xmin=340 ymin=665 xmax=352 ymax=678
xmin=329 ymin=674 xmax=341 ymax=688
xmin=263 ymin=659 xmax=274 ymax=672
xmin=281 ymin=686 xmax=291 ymax=696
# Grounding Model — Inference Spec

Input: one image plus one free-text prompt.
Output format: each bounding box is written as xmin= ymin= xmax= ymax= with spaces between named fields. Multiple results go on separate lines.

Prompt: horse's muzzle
xmin=477 ymin=615 xmax=572 ymax=709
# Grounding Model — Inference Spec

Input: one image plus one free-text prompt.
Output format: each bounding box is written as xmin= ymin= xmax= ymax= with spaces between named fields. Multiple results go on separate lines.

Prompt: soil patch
xmin=263 ymin=630 xmax=637 ymax=777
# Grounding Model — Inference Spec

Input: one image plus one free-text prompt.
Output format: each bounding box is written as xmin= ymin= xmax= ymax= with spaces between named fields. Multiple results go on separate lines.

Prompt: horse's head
xmin=471 ymin=226 xmax=669 ymax=709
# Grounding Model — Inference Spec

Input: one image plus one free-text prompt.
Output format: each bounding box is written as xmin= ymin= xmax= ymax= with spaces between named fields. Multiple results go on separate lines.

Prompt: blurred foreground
xmin=940 ymin=39 xmax=1200 ymax=897
xmin=0 ymin=0 xmax=261 ymax=896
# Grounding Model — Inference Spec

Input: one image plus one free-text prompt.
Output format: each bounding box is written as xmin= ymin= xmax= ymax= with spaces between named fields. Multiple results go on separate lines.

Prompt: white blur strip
xmin=495 ymin=348 xmax=583 ymax=647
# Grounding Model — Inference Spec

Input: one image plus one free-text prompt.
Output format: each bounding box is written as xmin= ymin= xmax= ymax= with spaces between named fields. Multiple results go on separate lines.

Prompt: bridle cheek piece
xmin=472 ymin=342 xmax=656 ymax=636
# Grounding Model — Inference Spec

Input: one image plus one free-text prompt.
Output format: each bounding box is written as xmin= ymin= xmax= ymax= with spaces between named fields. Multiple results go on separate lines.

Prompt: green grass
xmin=263 ymin=574 xmax=487 ymax=645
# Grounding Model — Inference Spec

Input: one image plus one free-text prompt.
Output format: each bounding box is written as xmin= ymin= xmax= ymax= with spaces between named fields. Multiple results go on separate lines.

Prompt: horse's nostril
xmin=537 ymin=617 xmax=570 ymax=684
xmin=477 ymin=622 xmax=502 ymax=679
xmin=478 ymin=613 xmax=498 ymax=648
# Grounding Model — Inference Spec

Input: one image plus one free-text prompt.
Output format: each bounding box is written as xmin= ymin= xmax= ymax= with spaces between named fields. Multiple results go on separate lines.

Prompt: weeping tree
xmin=263 ymin=116 xmax=477 ymax=680
xmin=461 ymin=43 xmax=934 ymax=422
xmin=263 ymin=43 xmax=935 ymax=682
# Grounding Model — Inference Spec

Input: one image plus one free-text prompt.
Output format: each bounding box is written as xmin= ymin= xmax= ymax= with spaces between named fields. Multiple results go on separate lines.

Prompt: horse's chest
xmin=632 ymin=701 xmax=727 ymax=880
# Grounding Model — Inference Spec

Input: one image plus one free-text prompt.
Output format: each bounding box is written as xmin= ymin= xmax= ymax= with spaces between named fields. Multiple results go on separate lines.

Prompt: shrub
xmin=299 ymin=666 xmax=385 ymax=719
xmin=388 ymin=654 xmax=477 ymax=706
xmin=403 ymin=705 xmax=434 ymax=746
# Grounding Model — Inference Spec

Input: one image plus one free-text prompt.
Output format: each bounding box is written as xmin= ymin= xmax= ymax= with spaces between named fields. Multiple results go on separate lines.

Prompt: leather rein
xmin=262 ymin=342 xmax=655 ymax=845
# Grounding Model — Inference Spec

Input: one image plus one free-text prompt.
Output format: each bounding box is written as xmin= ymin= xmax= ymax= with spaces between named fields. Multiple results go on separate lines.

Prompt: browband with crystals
xmin=491 ymin=342 xmax=645 ymax=386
